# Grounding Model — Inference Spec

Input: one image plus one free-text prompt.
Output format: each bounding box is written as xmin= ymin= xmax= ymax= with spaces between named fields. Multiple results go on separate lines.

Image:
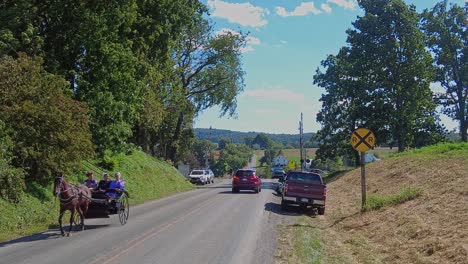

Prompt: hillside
xmin=194 ymin=128 xmax=317 ymax=147
xmin=277 ymin=143 xmax=468 ymax=264
xmin=0 ymin=150 xmax=194 ymax=242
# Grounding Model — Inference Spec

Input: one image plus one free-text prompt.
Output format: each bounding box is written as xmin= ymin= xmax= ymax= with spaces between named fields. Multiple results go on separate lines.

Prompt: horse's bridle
xmin=55 ymin=177 xmax=78 ymax=205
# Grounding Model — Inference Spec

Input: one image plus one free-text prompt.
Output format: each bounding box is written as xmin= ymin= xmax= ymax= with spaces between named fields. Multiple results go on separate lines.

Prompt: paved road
xmin=0 ymin=179 xmax=298 ymax=264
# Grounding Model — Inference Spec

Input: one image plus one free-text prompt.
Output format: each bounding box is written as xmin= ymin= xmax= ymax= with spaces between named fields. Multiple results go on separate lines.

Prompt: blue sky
xmin=194 ymin=0 xmax=465 ymax=134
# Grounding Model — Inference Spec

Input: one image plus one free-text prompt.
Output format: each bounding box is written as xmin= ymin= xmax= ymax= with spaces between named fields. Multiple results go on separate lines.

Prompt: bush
xmin=0 ymin=54 xmax=95 ymax=181
xmin=0 ymin=120 xmax=25 ymax=203
xmin=0 ymin=159 xmax=25 ymax=203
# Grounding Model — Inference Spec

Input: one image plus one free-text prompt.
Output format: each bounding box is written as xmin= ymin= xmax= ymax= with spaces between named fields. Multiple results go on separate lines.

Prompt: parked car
xmin=205 ymin=169 xmax=215 ymax=183
xmin=276 ymin=175 xmax=286 ymax=194
xmin=281 ymin=171 xmax=326 ymax=215
xmin=189 ymin=169 xmax=209 ymax=185
xmin=232 ymin=169 xmax=261 ymax=193
xmin=272 ymin=167 xmax=286 ymax=179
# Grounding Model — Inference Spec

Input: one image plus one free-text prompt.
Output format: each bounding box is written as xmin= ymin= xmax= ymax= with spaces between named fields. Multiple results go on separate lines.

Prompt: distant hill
xmin=194 ymin=128 xmax=317 ymax=147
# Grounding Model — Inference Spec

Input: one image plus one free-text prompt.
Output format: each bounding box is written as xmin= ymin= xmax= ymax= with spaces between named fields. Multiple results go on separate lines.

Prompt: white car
xmin=189 ymin=170 xmax=209 ymax=185
xmin=205 ymin=169 xmax=215 ymax=183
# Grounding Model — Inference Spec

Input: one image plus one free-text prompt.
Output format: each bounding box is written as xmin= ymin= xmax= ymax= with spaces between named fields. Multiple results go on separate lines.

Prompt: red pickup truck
xmin=281 ymin=171 xmax=326 ymax=215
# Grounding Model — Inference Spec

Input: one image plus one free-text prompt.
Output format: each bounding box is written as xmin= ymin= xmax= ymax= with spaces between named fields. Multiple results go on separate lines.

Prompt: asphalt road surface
xmin=0 ymin=179 xmax=299 ymax=264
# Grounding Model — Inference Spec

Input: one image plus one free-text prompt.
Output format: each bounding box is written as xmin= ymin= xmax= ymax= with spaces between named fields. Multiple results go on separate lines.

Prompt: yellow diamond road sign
xmin=351 ymin=128 xmax=376 ymax=152
xmin=288 ymin=160 xmax=296 ymax=170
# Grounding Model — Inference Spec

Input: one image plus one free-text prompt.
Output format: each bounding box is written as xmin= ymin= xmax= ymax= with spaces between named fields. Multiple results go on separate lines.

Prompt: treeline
xmin=194 ymin=128 xmax=318 ymax=148
xmin=314 ymin=0 xmax=467 ymax=166
xmin=0 ymin=1 xmax=246 ymax=201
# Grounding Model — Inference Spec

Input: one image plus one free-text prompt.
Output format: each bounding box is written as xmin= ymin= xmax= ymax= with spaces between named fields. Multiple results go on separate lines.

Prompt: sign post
xmin=351 ymin=128 xmax=376 ymax=209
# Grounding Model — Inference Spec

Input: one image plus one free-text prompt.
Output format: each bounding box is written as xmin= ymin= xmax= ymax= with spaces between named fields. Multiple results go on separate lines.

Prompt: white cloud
xmin=276 ymin=2 xmax=322 ymax=17
xmin=207 ymin=0 xmax=268 ymax=27
xmin=280 ymin=40 xmax=288 ymax=44
xmin=327 ymin=0 xmax=357 ymax=10
xmin=321 ymin=3 xmax=332 ymax=14
xmin=216 ymin=28 xmax=261 ymax=53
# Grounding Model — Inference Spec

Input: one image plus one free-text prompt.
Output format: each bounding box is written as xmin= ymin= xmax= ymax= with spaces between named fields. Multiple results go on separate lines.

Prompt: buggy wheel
xmin=118 ymin=194 xmax=129 ymax=225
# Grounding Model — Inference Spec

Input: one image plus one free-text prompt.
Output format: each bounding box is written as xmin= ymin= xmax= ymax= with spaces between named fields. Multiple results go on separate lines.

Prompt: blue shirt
xmin=84 ymin=179 xmax=98 ymax=189
xmin=106 ymin=180 xmax=125 ymax=198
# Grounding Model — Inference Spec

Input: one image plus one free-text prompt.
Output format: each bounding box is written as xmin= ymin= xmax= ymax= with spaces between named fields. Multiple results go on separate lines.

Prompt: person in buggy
xmin=106 ymin=172 xmax=125 ymax=199
xmin=97 ymin=173 xmax=111 ymax=192
xmin=91 ymin=173 xmax=111 ymax=199
xmin=84 ymin=171 xmax=98 ymax=189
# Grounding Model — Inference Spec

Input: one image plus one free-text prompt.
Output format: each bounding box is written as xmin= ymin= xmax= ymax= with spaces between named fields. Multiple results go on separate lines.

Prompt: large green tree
xmin=166 ymin=13 xmax=246 ymax=162
xmin=422 ymin=1 xmax=468 ymax=141
xmin=0 ymin=55 xmax=94 ymax=180
xmin=314 ymin=0 xmax=441 ymax=165
xmin=0 ymin=0 xmax=206 ymax=156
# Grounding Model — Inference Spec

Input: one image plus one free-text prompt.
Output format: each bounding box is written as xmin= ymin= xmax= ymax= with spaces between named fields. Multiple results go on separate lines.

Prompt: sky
xmin=194 ymin=0 xmax=465 ymax=134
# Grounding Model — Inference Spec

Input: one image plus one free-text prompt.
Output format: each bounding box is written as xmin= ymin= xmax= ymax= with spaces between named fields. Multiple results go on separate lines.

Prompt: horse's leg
xmin=80 ymin=202 xmax=89 ymax=231
xmin=76 ymin=206 xmax=84 ymax=231
xmin=68 ymin=209 xmax=74 ymax=237
xmin=59 ymin=208 xmax=65 ymax=237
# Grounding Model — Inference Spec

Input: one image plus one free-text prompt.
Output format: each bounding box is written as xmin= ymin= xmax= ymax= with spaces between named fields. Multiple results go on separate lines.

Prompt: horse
xmin=53 ymin=175 xmax=91 ymax=237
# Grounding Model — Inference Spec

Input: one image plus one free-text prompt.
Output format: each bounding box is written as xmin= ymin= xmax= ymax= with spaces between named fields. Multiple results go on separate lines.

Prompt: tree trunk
xmin=459 ymin=90 xmax=467 ymax=141
xmin=168 ymin=112 xmax=184 ymax=162
xmin=460 ymin=118 xmax=467 ymax=142
xmin=354 ymin=150 xmax=360 ymax=168
xmin=135 ymin=124 xmax=150 ymax=154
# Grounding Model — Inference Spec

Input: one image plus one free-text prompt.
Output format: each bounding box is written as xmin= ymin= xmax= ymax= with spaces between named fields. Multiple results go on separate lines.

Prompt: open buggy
xmin=84 ymin=189 xmax=130 ymax=225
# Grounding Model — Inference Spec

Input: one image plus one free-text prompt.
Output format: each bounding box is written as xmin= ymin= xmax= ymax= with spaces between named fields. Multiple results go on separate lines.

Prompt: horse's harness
xmin=56 ymin=178 xmax=90 ymax=206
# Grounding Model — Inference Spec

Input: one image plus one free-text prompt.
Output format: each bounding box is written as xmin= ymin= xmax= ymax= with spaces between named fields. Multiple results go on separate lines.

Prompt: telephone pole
xmin=299 ymin=113 xmax=304 ymax=170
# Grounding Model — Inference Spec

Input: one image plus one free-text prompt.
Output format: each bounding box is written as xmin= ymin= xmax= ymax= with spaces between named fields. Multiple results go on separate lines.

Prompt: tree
xmin=314 ymin=0 xmax=440 ymax=164
xmin=244 ymin=136 xmax=254 ymax=147
xmin=0 ymin=55 xmax=94 ymax=180
xmin=167 ymin=11 xmax=246 ymax=162
xmin=218 ymin=137 xmax=232 ymax=150
xmin=215 ymin=144 xmax=252 ymax=174
xmin=422 ymin=1 xmax=468 ymax=141
xmin=252 ymin=133 xmax=274 ymax=150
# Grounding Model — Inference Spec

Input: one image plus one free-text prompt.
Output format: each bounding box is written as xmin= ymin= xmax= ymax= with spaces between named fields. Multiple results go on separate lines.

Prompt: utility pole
xmin=299 ymin=113 xmax=304 ymax=170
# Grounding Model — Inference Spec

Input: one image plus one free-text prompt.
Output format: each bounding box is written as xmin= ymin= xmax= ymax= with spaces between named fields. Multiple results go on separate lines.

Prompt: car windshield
xmin=287 ymin=173 xmax=322 ymax=184
xmin=191 ymin=171 xmax=204 ymax=175
xmin=236 ymin=170 xmax=254 ymax=177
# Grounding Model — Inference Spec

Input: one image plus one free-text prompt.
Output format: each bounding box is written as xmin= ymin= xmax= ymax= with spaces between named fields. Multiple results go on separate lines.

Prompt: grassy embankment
xmin=276 ymin=143 xmax=468 ymax=264
xmin=0 ymin=150 xmax=194 ymax=242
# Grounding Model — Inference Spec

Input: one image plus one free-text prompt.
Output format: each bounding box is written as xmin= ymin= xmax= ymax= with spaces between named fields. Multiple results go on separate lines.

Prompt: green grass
xmin=363 ymin=186 xmax=423 ymax=212
xmin=0 ymin=150 xmax=194 ymax=242
xmin=293 ymin=219 xmax=323 ymax=264
xmin=390 ymin=142 xmax=468 ymax=159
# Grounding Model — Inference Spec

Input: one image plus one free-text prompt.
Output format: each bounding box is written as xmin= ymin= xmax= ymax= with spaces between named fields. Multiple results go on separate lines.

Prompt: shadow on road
xmin=0 ymin=231 xmax=60 ymax=248
xmin=264 ymin=202 xmax=317 ymax=217
xmin=196 ymin=184 xmax=231 ymax=189
xmin=218 ymin=190 xmax=258 ymax=194
xmin=0 ymin=224 xmax=111 ymax=247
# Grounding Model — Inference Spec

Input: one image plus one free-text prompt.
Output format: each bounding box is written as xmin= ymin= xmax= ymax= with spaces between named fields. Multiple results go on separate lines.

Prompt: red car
xmin=232 ymin=169 xmax=261 ymax=193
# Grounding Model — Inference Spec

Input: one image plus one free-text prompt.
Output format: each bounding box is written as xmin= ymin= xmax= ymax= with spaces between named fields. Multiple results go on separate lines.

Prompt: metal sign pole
xmin=360 ymin=151 xmax=366 ymax=209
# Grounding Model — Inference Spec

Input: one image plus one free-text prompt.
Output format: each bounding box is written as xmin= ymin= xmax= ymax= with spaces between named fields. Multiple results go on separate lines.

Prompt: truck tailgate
xmin=285 ymin=182 xmax=326 ymax=200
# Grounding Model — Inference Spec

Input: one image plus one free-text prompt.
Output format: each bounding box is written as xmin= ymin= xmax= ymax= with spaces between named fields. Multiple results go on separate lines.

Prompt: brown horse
xmin=53 ymin=175 xmax=91 ymax=237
